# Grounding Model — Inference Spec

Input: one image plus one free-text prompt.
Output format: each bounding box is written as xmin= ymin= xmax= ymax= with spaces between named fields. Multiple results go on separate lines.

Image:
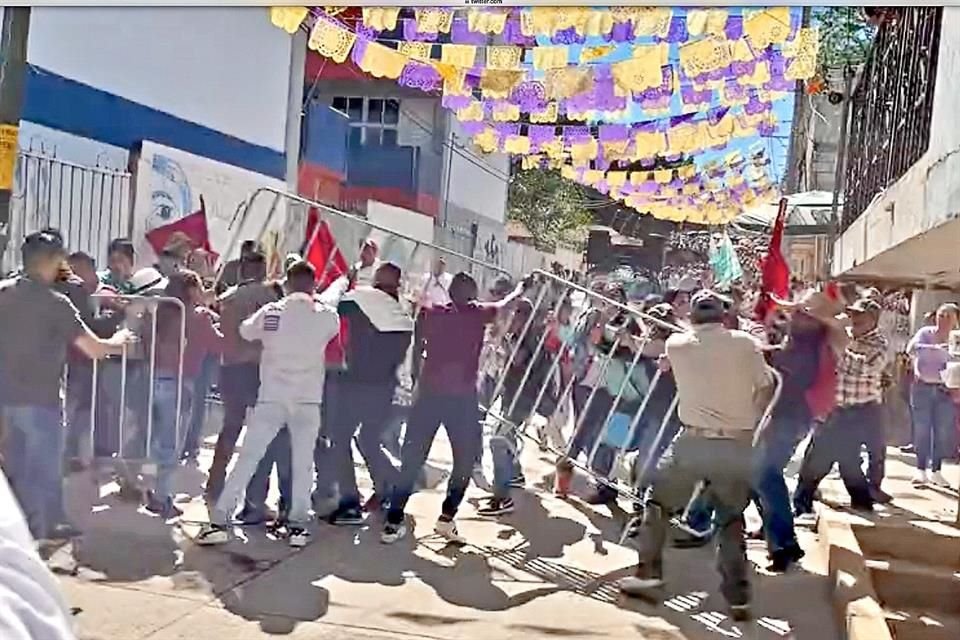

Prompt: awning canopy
xmin=735 ymin=190 xmax=837 ymax=230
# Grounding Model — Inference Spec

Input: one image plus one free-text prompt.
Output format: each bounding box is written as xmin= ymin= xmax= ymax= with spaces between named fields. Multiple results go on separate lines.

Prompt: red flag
xmin=753 ymin=198 xmax=791 ymax=321
xmin=303 ymin=208 xmax=350 ymax=367
xmin=145 ymin=196 xmax=218 ymax=260
xmin=304 ymin=208 xmax=349 ymax=290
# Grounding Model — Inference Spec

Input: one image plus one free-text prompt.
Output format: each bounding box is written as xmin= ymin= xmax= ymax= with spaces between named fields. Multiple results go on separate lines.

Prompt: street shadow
xmin=613 ymin=543 xmax=841 ymax=639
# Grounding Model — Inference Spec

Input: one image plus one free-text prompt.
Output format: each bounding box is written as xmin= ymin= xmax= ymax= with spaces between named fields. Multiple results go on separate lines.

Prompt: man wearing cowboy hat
xmin=793 ymin=296 xmax=889 ymax=517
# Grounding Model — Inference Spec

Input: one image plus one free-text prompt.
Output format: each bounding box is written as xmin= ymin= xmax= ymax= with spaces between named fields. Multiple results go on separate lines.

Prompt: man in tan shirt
xmin=619 ymin=290 xmax=774 ymax=621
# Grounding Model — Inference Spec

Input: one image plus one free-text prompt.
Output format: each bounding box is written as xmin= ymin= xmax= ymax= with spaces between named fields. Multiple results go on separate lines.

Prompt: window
xmin=331 ymin=96 xmax=401 ymax=147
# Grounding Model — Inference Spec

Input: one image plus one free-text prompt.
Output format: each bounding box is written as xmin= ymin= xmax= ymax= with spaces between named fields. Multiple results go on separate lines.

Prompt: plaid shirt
xmin=836 ymin=328 xmax=889 ymax=407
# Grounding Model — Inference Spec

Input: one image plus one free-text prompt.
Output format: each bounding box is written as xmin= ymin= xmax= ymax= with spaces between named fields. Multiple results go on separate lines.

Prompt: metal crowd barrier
xmin=84 ymin=295 xmax=187 ymax=480
xmin=220 ymin=187 xmax=512 ymax=306
xmin=480 ymin=269 xmax=783 ymax=504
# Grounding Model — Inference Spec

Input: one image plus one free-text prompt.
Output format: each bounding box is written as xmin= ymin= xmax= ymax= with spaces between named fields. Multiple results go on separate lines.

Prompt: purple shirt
xmin=909 ymin=326 xmax=952 ymax=383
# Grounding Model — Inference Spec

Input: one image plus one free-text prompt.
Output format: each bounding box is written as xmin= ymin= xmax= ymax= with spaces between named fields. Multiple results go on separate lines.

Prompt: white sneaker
xmin=288 ymin=527 xmax=311 ymax=548
xmin=794 ymin=512 xmax=818 ymax=528
xmin=195 ymin=524 xmax=230 ymax=546
xmin=912 ymin=470 xmax=929 ymax=487
xmin=928 ymin=471 xmax=951 ymax=488
xmin=435 ymin=519 xmax=467 ymax=545
xmin=381 ymin=522 xmax=407 ymax=545
xmin=618 ymin=575 xmax=665 ymax=595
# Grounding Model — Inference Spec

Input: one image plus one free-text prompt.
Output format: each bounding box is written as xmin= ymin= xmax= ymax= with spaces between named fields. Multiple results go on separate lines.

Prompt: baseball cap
xmin=847 ymin=297 xmax=882 ymax=316
xmin=690 ymin=289 xmax=726 ymax=316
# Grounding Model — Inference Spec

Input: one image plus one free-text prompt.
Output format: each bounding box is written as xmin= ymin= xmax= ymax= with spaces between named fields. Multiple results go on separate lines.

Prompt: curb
xmin=817 ymin=508 xmax=893 ymax=640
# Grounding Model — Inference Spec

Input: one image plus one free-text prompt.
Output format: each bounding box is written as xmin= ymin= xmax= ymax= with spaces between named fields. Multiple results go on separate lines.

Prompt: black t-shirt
xmin=0 ymin=277 xmax=86 ymax=407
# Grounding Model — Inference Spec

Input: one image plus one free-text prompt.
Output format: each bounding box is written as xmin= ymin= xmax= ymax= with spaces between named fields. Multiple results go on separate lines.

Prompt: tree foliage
xmin=507 ymin=168 xmax=594 ymax=250
xmin=814 ymin=7 xmax=876 ymax=70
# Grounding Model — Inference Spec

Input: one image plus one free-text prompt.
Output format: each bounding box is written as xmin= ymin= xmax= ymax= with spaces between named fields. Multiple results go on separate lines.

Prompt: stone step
xmin=884 ymin=608 xmax=960 ymax=640
xmin=852 ymin=520 xmax=960 ymax=569
xmin=867 ymin=557 xmax=960 ymax=615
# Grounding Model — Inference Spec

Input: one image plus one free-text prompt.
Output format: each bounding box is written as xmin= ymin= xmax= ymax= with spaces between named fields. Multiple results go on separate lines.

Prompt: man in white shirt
xmin=196 ymin=260 xmax=340 ymax=548
xmin=419 ymin=257 xmax=453 ymax=310
xmin=350 ymin=239 xmax=380 ymax=288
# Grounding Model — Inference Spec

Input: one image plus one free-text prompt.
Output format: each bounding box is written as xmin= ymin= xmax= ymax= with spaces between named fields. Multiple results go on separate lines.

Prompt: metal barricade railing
xmin=82 ymin=295 xmax=187 ymax=484
xmin=3 ymin=149 xmax=132 ymax=272
xmin=220 ymin=187 xmax=511 ymax=301
xmin=480 ymin=270 xmax=783 ymax=504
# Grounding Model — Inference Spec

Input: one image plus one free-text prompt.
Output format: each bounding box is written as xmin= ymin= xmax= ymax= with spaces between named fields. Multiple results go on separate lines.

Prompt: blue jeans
xmin=151 ymin=377 xmax=192 ymax=500
xmin=491 ymin=398 xmax=527 ymax=500
xmin=65 ymin=363 xmax=94 ymax=461
xmin=911 ymin=382 xmax=957 ymax=472
xmin=182 ymin=354 xmax=218 ymax=460
xmin=753 ymin=414 xmax=808 ymax=552
xmin=387 ymin=392 xmax=482 ymax=525
xmin=2 ymin=406 xmax=66 ymax=539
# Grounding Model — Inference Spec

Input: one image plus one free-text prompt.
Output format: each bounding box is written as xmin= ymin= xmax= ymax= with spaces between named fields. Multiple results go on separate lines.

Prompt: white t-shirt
xmin=0 ymin=472 xmax=76 ymax=640
xmin=419 ymin=272 xmax=453 ymax=309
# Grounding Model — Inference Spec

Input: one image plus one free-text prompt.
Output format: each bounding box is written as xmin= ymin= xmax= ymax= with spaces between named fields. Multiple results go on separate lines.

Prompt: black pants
xmin=328 ymin=375 xmax=398 ymax=510
xmin=793 ymin=403 xmax=882 ymax=513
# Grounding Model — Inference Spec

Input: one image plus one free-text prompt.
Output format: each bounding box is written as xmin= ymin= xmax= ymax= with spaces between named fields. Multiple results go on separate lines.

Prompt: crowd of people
xmin=0 ymin=226 xmax=959 ymax=622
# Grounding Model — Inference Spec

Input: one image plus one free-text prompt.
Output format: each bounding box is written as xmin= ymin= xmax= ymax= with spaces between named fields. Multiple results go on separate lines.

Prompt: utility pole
xmin=0 ymin=7 xmax=31 ymax=266
xmin=783 ymin=5 xmax=812 ymax=194
xmin=827 ymin=67 xmax=856 ymax=279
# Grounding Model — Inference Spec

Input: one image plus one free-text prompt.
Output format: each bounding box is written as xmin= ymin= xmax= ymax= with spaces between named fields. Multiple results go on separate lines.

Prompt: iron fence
xmin=842 ymin=8 xmax=942 ymax=232
xmin=2 ymin=150 xmax=132 ymax=271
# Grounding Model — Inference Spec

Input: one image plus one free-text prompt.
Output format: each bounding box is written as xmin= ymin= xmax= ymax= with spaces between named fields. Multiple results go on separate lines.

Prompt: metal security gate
xmin=2 ymin=149 xmax=132 ymax=271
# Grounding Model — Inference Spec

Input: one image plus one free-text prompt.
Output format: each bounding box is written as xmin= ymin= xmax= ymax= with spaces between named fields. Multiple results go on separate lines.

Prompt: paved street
xmin=54 ymin=426 xmax=858 ymax=640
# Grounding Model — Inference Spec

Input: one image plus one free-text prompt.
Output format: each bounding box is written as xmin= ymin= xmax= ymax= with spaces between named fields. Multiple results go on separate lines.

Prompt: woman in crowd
xmin=906 ymin=303 xmax=960 ymax=487
xmin=148 ymin=270 xmax=223 ymax=517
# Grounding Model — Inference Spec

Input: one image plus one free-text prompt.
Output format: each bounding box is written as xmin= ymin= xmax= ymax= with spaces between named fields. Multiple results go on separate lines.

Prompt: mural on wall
xmin=482 ymin=233 xmax=502 ymax=266
xmin=130 ymin=141 xmax=287 ymax=268
xmin=148 ymin=154 xmax=194 ymax=232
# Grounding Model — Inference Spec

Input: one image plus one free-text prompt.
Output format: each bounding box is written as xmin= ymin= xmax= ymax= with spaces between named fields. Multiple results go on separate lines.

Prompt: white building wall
xmin=833 ymin=9 xmax=960 ymax=285
xmin=444 ymin=118 xmax=510 ymax=225
xmin=27 ymin=7 xmax=291 ymax=152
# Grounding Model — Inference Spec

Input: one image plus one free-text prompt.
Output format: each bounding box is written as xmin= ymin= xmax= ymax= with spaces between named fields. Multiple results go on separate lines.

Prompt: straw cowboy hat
xmin=163 ymin=231 xmax=196 ymax=259
xmin=770 ymin=289 xmax=846 ymax=326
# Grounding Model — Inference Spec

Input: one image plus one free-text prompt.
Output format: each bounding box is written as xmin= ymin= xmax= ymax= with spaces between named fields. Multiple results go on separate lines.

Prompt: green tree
xmin=814 ymin=7 xmax=876 ymax=70
xmin=507 ymin=168 xmax=594 ymax=251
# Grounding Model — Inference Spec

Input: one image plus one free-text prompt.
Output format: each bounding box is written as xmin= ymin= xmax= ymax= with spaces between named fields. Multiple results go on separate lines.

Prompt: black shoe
xmin=48 ymin=522 xmax=82 ymax=540
xmin=477 ymin=497 xmax=515 ymax=517
xmin=584 ymin=488 xmax=618 ymax=506
xmin=508 ymin=474 xmax=527 ymax=489
xmin=236 ymin=507 xmax=278 ymax=526
xmin=899 ymin=444 xmax=915 ymax=454
xmin=850 ymin=500 xmax=875 ymax=513
xmin=869 ymin=487 xmax=893 ymax=505
xmin=328 ymin=506 xmax=365 ymax=526
xmin=145 ymin=493 xmax=183 ymax=519
xmin=767 ymin=545 xmax=805 ymax=573
xmin=730 ymin=604 xmax=752 ymax=622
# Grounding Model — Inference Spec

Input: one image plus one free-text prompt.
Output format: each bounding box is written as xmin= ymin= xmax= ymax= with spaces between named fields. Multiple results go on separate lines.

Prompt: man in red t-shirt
xmin=381 ymin=272 xmax=526 ymax=545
